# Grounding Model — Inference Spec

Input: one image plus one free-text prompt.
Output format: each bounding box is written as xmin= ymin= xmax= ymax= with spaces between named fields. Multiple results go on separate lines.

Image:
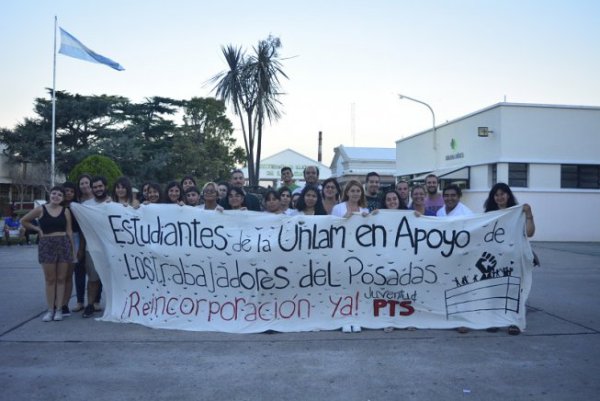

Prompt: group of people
xmin=18 ymin=166 xmax=535 ymax=336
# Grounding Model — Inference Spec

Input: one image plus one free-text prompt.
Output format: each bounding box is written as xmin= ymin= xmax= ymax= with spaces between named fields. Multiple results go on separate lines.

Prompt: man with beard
xmin=81 ymin=176 xmax=110 ymax=318
xmin=293 ymin=165 xmax=321 ymax=195
xmin=424 ymin=174 xmax=444 ymax=216
xmin=220 ymin=169 xmax=261 ymax=211
xmin=364 ymin=171 xmax=382 ymax=211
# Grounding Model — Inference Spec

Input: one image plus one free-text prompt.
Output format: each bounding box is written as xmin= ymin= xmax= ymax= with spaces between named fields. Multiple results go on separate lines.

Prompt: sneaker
xmin=61 ymin=305 xmax=71 ymax=317
xmin=72 ymin=303 xmax=84 ymax=312
xmin=342 ymin=324 xmax=352 ymax=333
xmin=351 ymin=325 xmax=362 ymax=333
xmin=53 ymin=310 xmax=63 ymax=321
xmin=42 ymin=310 xmax=54 ymax=322
xmin=82 ymin=305 xmax=95 ymax=318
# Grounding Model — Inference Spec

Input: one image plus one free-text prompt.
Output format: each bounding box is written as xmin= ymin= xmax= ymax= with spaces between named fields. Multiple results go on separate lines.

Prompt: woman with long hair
xmin=483 ymin=182 xmax=536 ymax=335
xmin=72 ymin=174 xmax=94 ymax=312
xmin=143 ymin=182 xmax=162 ymax=204
xmin=60 ymin=182 xmax=79 ymax=316
xmin=296 ymin=185 xmax=327 ymax=215
xmin=381 ymin=188 xmax=408 ymax=210
xmin=332 ymin=180 xmax=369 ymax=218
xmin=76 ymin=174 xmax=94 ymax=203
xmin=21 ymin=186 xmax=75 ymax=321
xmin=484 ymin=182 xmax=535 ymax=237
xmin=112 ymin=176 xmax=139 ymax=207
xmin=165 ymin=181 xmax=184 ymax=205
xmin=225 ymin=187 xmax=247 ymax=210
xmin=321 ymin=178 xmax=341 ymax=215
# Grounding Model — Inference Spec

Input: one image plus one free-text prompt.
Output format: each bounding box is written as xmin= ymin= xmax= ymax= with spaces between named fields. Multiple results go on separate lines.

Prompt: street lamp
xmin=398 ymin=94 xmax=437 ymax=151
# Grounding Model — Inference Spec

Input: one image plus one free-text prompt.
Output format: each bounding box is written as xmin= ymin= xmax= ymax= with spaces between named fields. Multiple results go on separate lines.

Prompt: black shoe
xmin=508 ymin=325 xmax=521 ymax=335
xmin=61 ymin=305 xmax=71 ymax=317
xmin=82 ymin=305 xmax=95 ymax=318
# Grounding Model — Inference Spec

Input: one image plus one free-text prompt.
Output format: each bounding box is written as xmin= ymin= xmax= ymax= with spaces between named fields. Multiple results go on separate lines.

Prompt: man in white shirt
xmin=436 ymin=184 xmax=473 ymax=217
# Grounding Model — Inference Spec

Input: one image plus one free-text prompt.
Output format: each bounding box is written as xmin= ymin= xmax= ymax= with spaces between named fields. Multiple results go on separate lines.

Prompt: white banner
xmin=71 ymin=203 xmax=534 ymax=333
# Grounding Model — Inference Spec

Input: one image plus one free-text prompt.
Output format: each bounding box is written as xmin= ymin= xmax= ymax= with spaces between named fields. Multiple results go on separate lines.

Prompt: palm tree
xmin=210 ymin=36 xmax=287 ymax=187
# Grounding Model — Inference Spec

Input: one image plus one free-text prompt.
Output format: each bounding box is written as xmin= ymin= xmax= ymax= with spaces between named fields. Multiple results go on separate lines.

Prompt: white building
xmin=395 ymin=102 xmax=600 ymax=241
xmin=330 ymin=145 xmax=396 ymax=187
xmin=243 ymin=148 xmax=331 ymax=188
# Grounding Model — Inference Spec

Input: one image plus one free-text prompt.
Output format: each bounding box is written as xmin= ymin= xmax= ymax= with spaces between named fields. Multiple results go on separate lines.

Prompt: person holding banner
xmin=332 ymin=180 xmax=369 ymax=218
xmin=113 ymin=176 xmax=139 ymax=208
xmin=321 ymin=178 xmax=341 ymax=215
xmin=184 ymin=186 xmax=202 ymax=207
xmin=263 ymin=190 xmax=284 ymax=214
xmin=295 ymin=185 xmax=327 ymax=215
xmin=484 ymin=183 xmax=535 ymax=238
xmin=198 ymin=182 xmax=223 ymax=211
xmin=484 ymin=182 xmax=536 ymax=336
xmin=21 ymin=186 xmax=75 ymax=322
xmin=278 ymin=187 xmax=294 ymax=215
xmin=143 ymin=183 xmax=162 ymax=204
xmin=381 ymin=188 xmax=408 ymax=210
xmin=409 ymin=185 xmax=436 ymax=216
xmin=436 ymin=185 xmax=473 ymax=217
xmin=225 ymin=187 xmax=248 ymax=210
xmin=165 ymin=181 xmax=185 ymax=205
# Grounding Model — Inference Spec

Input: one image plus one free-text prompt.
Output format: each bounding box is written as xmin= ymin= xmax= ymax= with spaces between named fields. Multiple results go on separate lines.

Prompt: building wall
xmin=395 ymin=103 xmax=600 ymax=242
xmin=463 ymin=189 xmax=600 ymax=242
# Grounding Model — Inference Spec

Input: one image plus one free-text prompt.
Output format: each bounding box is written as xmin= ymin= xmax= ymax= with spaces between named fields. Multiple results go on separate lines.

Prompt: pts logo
xmin=373 ymin=299 xmax=414 ymax=317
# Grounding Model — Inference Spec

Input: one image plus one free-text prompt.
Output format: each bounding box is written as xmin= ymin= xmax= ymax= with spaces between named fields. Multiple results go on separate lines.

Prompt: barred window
xmin=508 ymin=163 xmax=528 ymax=188
xmin=561 ymin=164 xmax=600 ymax=189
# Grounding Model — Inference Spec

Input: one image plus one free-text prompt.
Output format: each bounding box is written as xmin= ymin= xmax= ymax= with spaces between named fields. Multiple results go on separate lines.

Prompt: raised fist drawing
xmin=475 ymin=251 xmax=497 ymax=277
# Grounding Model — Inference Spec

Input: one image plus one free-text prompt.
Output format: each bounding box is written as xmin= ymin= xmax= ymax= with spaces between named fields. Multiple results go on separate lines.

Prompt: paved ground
xmin=0 ymin=242 xmax=599 ymax=401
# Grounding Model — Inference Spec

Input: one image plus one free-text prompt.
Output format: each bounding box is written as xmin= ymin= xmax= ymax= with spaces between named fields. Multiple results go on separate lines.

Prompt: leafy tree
xmin=68 ymin=155 xmax=123 ymax=189
xmin=210 ymin=35 xmax=288 ymax=186
xmin=170 ymin=97 xmax=245 ymax=183
xmin=1 ymin=92 xmax=243 ymax=188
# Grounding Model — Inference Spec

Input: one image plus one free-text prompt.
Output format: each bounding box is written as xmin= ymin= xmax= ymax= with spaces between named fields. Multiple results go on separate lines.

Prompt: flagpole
xmin=51 ymin=16 xmax=57 ymax=187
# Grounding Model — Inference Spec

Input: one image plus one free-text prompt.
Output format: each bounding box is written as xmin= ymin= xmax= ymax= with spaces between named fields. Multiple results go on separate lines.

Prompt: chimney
xmin=318 ymin=131 xmax=323 ymax=163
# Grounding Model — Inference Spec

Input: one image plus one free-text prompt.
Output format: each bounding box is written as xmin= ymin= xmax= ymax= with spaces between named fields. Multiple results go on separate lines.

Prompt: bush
xmin=68 ymin=155 xmax=123 ymax=189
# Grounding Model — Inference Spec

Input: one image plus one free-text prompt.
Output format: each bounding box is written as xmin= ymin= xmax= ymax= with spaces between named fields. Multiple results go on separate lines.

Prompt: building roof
xmin=395 ymin=102 xmax=600 ymax=144
xmin=330 ymin=145 xmax=396 ymax=178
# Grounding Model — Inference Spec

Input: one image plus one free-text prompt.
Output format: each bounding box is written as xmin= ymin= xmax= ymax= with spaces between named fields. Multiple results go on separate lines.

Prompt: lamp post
xmin=398 ymin=94 xmax=437 ymax=151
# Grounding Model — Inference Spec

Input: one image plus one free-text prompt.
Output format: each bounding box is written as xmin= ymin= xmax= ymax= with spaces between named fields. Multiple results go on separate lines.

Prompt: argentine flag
xmin=58 ymin=28 xmax=124 ymax=71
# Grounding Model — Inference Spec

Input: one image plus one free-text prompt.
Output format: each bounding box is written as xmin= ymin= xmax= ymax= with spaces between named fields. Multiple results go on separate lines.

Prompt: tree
xmin=68 ymin=155 xmax=123 ymax=189
xmin=1 ymin=92 xmax=242 ymax=187
xmin=169 ymin=97 xmax=245 ymax=183
xmin=210 ymin=36 xmax=288 ymax=187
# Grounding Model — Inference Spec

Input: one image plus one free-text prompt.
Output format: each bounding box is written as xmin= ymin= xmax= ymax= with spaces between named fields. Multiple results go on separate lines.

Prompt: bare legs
xmin=41 ymin=262 xmax=69 ymax=311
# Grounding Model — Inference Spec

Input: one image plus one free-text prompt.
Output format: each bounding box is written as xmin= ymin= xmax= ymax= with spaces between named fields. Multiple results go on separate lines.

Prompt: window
xmin=490 ymin=164 xmax=497 ymax=186
xmin=561 ymin=164 xmax=600 ymax=189
xmin=508 ymin=163 xmax=528 ymax=188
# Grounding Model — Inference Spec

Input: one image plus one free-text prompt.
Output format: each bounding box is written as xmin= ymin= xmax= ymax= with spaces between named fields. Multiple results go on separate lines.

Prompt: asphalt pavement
xmin=0 ymin=241 xmax=599 ymax=401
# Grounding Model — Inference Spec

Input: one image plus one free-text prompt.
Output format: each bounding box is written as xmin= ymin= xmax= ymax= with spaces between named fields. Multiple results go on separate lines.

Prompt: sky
xmin=1 ymin=0 xmax=599 ymax=166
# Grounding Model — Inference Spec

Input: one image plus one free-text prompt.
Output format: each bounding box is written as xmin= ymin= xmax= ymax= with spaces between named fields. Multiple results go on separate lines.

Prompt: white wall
xmin=464 ymin=190 xmax=600 ymax=242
